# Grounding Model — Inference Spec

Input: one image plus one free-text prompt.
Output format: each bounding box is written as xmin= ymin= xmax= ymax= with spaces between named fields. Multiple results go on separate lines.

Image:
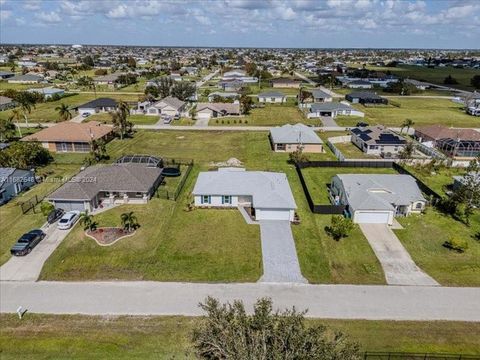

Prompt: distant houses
xmin=27 ymin=87 xmax=65 ymax=99
xmin=270 ymin=78 xmax=302 ymax=88
xmin=307 ymin=102 xmax=364 ymax=119
xmin=0 ymin=96 xmax=15 ymax=111
xmin=7 ymin=74 xmax=44 ymax=84
xmin=345 ymin=91 xmax=388 ymax=105
xmin=77 ymin=98 xmax=118 ymax=116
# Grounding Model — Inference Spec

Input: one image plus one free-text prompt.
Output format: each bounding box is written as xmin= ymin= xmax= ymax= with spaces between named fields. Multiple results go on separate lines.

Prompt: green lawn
xmin=0 ymin=81 xmax=51 ymax=91
xmin=0 ymin=93 xmax=142 ymax=123
xmin=333 ymin=141 xmax=378 ymax=159
xmin=87 ymin=113 xmax=159 ymax=125
xmin=301 ymin=167 xmax=397 ymax=204
xmin=395 ymin=209 xmax=480 ymax=286
xmin=1 ymin=314 xmax=479 ymax=359
xmin=0 ymin=164 xmax=82 ymax=266
xmin=349 ymin=98 xmax=478 ymax=128
xmin=403 ymin=165 xmax=466 ymax=196
xmin=349 ymin=64 xmax=480 ymax=92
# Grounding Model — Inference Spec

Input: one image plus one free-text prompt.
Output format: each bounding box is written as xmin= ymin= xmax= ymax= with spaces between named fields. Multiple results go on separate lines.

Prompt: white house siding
xmin=78 ymin=107 xmax=96 ymax=116
xmin=194 ymin=195 xmax=239 ymax=207
xmin=258 ymin=97 xmax=285 ymax=104
xmin=256 ymin=208 xmax=294 ymax=221
xmin=197 ymin=109 xmax=213 ymax=120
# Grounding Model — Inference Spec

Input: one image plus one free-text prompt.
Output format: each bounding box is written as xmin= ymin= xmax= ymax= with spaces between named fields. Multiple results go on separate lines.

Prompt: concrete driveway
xmin=320 ymin=116 xmax=339 ymax=127
xmin=360 ymin=224 xmax=439 ymax=286
xmin=259 ymin=221 xmax=307 ymax=284
xmin=0 ymin=222 xmax=74 ymax=281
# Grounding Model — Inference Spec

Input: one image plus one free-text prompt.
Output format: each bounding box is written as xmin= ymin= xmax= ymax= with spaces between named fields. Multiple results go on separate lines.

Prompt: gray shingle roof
xmin=335 ymin=174 xmax=425 ymax=212
xmin=311 ymin=89 xmax=331 ymax=99
xmin=310 ymin=102 xmax=353 ymax=112
xmin=155 ymin=96 xmax=185 ymax=110
xmin=270 ymin=124 xmax=323 ymax=144
xmin=192 ymin=168 xmax=297 ymax=209
xmin=46 ymin=163 xmax=162 ymax=201
xmin=258 ymin=91 xmax=285 ymax=98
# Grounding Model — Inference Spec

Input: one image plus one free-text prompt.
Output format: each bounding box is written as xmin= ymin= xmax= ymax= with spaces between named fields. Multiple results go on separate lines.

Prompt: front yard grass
xmin=403 ymin=165 xmax=466 ymax=196
xmin=87 ymin=113 xmax=159 ymax=125
xmin=333 ymin=141 xmax=379 ymax=159
xmin=2 ymin=314 xmax=478 ymax=358
xmin=395 ymin=209 xmax=480 ymax=286
xmin=40 ymin=165 xmax=262 ymax=282
xmin=0 ymin=164 xmax=81 ymax=266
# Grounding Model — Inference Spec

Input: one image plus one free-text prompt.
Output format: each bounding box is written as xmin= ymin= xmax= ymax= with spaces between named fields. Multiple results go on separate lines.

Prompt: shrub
xmin=443 ymin=236 xmax=468 ymax=253
xmin=326 ymin=215 xmax=354 ymax=241
xmin=40 ymin=201 xmax=54 ymax=216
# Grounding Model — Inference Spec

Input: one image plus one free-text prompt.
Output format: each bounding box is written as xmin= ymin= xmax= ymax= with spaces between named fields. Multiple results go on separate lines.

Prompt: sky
xmin=0 ymin=0 xmax=479 ymax=49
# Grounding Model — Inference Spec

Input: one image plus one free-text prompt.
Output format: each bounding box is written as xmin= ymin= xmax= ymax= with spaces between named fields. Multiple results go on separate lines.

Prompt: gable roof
xmin=192 ymin=168 xmax=297 ymax=209
xmin=8 ymin=74 xmax=43 ymax=82
xmin=196 ymin=102 xmax=240 ymax=114
xmin=311 ymin=89 xmax=331 ymax=99
xmin=351 ymin=126 xmax=406 ymax=145
xmin=310 ymin=102 xmax=354 ymax=112
xmin=154 ymin=96 xmax=185 ymax=110
xmin=21 ymin=121 xmax=113 ymax=143
xmin=270 ymin=124 xmax=323 ymax=145
xmin=77 ymin=97 xmax=118 ymax=109
xmin=258 ymin=91 xmax=285 ymax=98
xmin=47 ymin=163 xmax=163 ymax=201
xmin=335 ymin=174 xmax=425 ymax=212
xmin=347 ymin=91 xmax=385 ymax=100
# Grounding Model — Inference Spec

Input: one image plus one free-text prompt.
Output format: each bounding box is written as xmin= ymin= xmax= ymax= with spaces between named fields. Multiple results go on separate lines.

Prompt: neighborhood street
xmin=1 ymin=281 xmax=479 ymax=321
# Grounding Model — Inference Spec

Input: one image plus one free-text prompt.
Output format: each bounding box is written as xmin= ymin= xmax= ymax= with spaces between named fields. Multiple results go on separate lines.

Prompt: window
xmin=222 ymin=195 xmax=231 ymax=204
xmin=201 ymin=195 xmax=211 ymax=204
xmin=271 ymin=97 xmax=275 ymax=102
xmin=276 ymin=143 xmax=286 ymax=150
xmin=415 ymin=202 xmax=423 ymax=209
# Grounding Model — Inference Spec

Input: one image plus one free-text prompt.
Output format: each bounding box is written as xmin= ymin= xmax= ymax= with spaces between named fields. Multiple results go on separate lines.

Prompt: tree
xmin=40 ymin=201 xmax=54 ymax=216
xmin=55 ymin=103 xmax=72 ymax=122
xmin=171 ymin=81 xmax=196 ymax=101
xmin=398 ymin=141 xmax=415 ymax=159
xmin=470 ymin=75 xmax=480 ymax=89
xmin=154 ymin=76 xmax=174 ymax=98
xmin=120 ymin=211 xmax=139 ymax=231
xmin=16 ymin=91 xmax=38 ymax=127
xmin=144 ymin=85 xmax=159 ymax=98
xmin=0 ymin=117 xmax=17 ymax=141
xmin=444 ymin=75 xmax=458 ymax=85
xmin=110 ymin=101 xmax=133 ymax=140
xmin=80 ymin=211 xmax=98 ymax=231
xmin=244 ymin=62 xmax=257 ymax=76
xmin=192 ymin=297 xmax=361 ymax=359
xmin=239 ymin=95 xmax=253 ymax=115
xmin=189 ymin=104 xmax=197 ymax=121
xmin=8 ymin=109 xmax=24 ymax=137
xmin=401 ymin=118 xmax=415 ymax=134
xmin=0 ymin=141 xmax=52 ymax=168
xmin=326 ymin=215 xmax=354 ymax=241
xmin=288 ymin=147 xmax=309 ymax=164
xmin=127 ymin=57 xmax=136 ymax=68
xmin=85 ymin=138 xmax=108 ymax=165
xmin=451 ymin=156 xmax=480 ymax=226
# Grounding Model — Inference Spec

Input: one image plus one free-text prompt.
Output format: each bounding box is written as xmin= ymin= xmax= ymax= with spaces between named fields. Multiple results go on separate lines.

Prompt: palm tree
xmin=120 ymin=211 xmax=138 ymax=232
xmin=80 ymin=211 xmax=97 ymax=231
xmin=0 ymin=117 xmax=16 ymax=141
xmin=8 ymin=109 xmax=24 ymax=137
xmin=401 ymin=118 xmax=415 ymax=134
xmin=110 ymin=102 xmax=132 ymax=140
xmin=55 ymin=103 xmax=72 ymax=122
xmin=16 ymin=93 xmax=36 ymax=128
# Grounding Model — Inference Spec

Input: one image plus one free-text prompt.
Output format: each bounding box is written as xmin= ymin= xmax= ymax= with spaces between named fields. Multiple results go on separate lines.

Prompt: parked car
xmin=163 ymin=116 xmax=173 ymax=124
xmin=47 ymin=208 xmax=65 ymax=224
xmin=57 ymin=210 xmax=80 ymax=230
xmin=356 ymin=122 xmax=369 ymax=127
xmin=10 ymin=229 xmax=46 ymax=256
xmin=82 ymin=113 xmax=90 ymax=118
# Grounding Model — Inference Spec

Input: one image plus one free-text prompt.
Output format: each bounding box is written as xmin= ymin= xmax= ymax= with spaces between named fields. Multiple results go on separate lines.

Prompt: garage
xmin=53 ymin=200 xmax=87 ymax=212
xmin=255 ymin=208 xmax=293 ymax=221
xmin=354 ymin=211 xmax=392 ymax=224
xmin=197 ymin=111 xmax=212 ymax=120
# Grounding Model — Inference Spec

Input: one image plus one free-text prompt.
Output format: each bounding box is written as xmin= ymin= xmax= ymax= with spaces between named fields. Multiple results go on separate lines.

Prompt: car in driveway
xmin=10 ymin=229 xmax=46 ymax=256
xmin=47 ymin=208 xmax=65 ymax=224
xmin=57 ymin=210 xmax=80 ymax=230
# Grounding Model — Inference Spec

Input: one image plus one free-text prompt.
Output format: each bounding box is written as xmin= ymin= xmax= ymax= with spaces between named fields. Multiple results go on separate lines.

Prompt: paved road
xmin=196 ymin=69 xmax=220 ymax=88
xmin=360 ymin=224 xmax=439 ymax=286
xmin=1 ymin=281 xmax=479 ymax=321
xmin=193 ymin=117 xmax=209 ymax=127
xmin=0 ymin=222 xmax=70 ymax=281
xmin=69 ymin=114 xmax=85 ymax=123
xmin=259 ymin=221 xmax=307 ymax=284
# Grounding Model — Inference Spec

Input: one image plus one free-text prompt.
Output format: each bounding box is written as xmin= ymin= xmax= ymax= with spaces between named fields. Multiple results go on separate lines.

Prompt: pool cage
xmin=436 ymin=138 xmax=480 ymax=158
xmin=115 ymin=155 xmax=163 ymax=168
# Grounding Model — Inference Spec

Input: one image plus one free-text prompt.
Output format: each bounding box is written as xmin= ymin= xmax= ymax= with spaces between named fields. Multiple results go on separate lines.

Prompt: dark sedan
xmin=10 ymin=229 xmax=46 ymax=256
xmin=47 ymin=208 xmax=65 ymax=224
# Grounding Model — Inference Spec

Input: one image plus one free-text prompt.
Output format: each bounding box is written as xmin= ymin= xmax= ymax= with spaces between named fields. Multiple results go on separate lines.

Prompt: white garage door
xmin=197 ymin=112 xmax=211 ymax=120
xmin=54 ymin=201 xmax=86 ymax=212
xmin=256 ymin=209 xmax=291 ymax=221
xmin=355 ymin=211 xmax=391 ymax=224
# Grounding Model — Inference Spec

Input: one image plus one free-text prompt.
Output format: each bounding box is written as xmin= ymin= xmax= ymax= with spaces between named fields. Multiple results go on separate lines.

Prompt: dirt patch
xmin=86 ymin=227 xmax=136 ymax=246
xmin=209 ymin=157 xmax=243 ymax=167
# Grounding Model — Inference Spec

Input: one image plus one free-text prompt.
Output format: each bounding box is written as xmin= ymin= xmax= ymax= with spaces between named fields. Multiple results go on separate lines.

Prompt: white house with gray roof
xmin=0 ymin=168 xmax=36 ymax=205
xmin=257 ymin=91 xmax=286 ymax=103
xmin=330 ymin=174 xmax=426 ymax=225
xmin=192 ymin=168 xmax=297 ymax=221
xmin=307 ymin=102 xmax=364 ymax=119
xmin=145 ymin=96 xmax=186 ymax=117
xmin=269 ymin=124 xmax=323 ymax=153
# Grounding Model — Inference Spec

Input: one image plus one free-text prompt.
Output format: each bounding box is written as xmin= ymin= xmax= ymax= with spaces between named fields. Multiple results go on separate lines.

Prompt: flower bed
xmin=85 ymin=227 xmax=135 ymax=246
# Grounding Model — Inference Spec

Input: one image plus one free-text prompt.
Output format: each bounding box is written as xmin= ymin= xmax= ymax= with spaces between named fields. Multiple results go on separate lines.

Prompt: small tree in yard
xmin=326 ymin=215 xmax=354 ymax=241
xmin=444 ymin=75 xmax=458 ymax=85
xmin=401 ymin=118 xmax=414 ymax=134
xmin=40 ymin=202 xmax=54 ymax=216
xmin=240 ymin=95 xmax=254 ymax=115
xmin=192 ymin=297 xmax=361 ymax=360
xmin=470 ymin=74 xmax=480 ymax=89
xmin=450 ymin=156 xmax=480 ymax=226
xmin=288 ymin=147 xmax=309 ymax=164
xmin=80 ymin=211 xmax=98 ymax=231
xmin=120 ymin=211 xmax=139 ymax=231
xmin=398 ymin=141 xmax=415 ymax=159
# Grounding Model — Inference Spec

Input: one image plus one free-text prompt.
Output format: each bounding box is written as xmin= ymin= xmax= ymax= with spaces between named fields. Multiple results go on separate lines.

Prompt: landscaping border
xmin=295 ymin=160 xmax=442 ymax=214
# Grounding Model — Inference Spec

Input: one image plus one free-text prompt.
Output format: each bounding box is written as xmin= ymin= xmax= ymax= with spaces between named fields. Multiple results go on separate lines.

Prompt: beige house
xmin=269 ymin=124 xmax=323 ymax=153
xmin=270 ymin=78 xmax=302 ymax=88
xmin=196 ymin=102 xmax=241 ymax=120
xmin=146 ymin=96 xmax=186 ymax=117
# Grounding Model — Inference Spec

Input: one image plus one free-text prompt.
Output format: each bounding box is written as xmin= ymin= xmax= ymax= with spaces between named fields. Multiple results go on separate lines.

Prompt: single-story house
xmin=307 ymin=102 xmax=365 ymax=118
xmin=0 ymin=168 xmax=36 ymax=205
xmin=345 ymin=91 xmax=388 ymax=105
xmin=0 ymin=96 xmax=15 ymax=111
xmin=270 ymin=78 xmax=302 ymax=88
xmin=269 ymin=124 xmax=323 ymax=153
xmin=17 ymin=61 xmax=37 ymax=68
xmin=223 ymin=70 xmax=246 ymax=78
xmin=145 ymin=96 xmax=186 ymax=117
xmin=346 ymin=80 xmax=373 ymax=89
xmin=351 ymin=126 xmax=407 ymax=157
xmin=0 ymin=71 xmax=15 ymax=79
xmin=311 ymin=89 xmax=333 ymax=103
xmin=405 ymin=79 xmax=431 ymax=90
xmin=7 ymin=74 xmax=44 ymax=84
xmin=77 ymin=98 xmax=118 ymax=115
xmin=192 ymin=167 xmax=297 ymax=221
xmin=94 ymin=74 xmax=121 ymax=87
xmin=207 ymin=92 xmax=239 ymax=102
xmin=257 ymin=91 xmax=286 ymax=103
xmin=46 ymin=161 xmax=163 ymax=212
xmin=196 ymin=102 xmax=240 ymax=120
xmin=27 ymin=87 xmax=64 ymax=99
xmin=218 ymin=79 xmax=244 ymax=92
xmin=330 ymin=174 xmax=426 ymax=225
xmin=21 ymin=121 xmax=113 ymax=152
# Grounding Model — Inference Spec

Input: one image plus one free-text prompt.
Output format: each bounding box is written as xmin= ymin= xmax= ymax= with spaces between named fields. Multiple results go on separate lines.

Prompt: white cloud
xmin=36 ymin=11 xmax=61 ymax=23
xmin=0 ymin=9 xmax=11 ymax=21
xmin=23 ymin=0 xmax=42 ymax=10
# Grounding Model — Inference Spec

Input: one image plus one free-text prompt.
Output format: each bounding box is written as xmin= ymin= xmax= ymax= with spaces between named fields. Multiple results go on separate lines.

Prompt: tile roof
xmin=415 ymin=125 xmax=480 ymax=141
xmin=21 ymin=121 xmax=113 ymax=143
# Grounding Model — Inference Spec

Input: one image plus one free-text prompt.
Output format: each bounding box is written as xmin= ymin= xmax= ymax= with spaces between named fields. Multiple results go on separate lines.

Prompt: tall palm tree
xmin=16 ymin=93 xmax=36 ymax=128
xmin=8 ymin=108 xmax=24 ymax=137
xmin=110 ymin=101 xmax=132 ymax=140
xmin=55 ymin=103 xmax=72 ymax=122
xmin=401 ymin=118 xmax=415 ymax=135
xmin=120 ymin=211 xmax=138 ymax=232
